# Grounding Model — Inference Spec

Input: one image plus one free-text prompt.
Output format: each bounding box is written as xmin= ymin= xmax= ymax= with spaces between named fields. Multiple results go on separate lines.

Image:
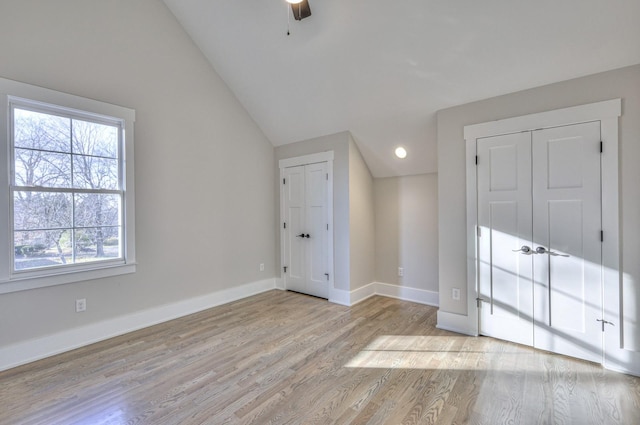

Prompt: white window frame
xmin=0 ymin=77 xmax=136 ymax=294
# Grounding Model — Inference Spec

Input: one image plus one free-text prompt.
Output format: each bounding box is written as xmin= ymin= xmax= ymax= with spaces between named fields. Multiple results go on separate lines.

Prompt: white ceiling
xmin=163 ymin=0 xmax=640 ymax=177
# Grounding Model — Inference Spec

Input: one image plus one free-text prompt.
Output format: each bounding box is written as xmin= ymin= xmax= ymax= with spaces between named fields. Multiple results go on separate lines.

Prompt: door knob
xmin=535 ymin=246 xmax=547 ymax=254
xmin=305 ymin=234 xmax=310 ymax=238
xmin=512 ymin=245 xmax=532 ymax=254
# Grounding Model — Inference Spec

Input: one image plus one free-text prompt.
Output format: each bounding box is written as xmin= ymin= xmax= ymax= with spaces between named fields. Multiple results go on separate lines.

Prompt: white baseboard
xmin=275 ymin=277 xmax=285 ymax=290
xmin=375 ymin=282 xmax=439 ymax=306
xmin=329 ymin=287 xmax=351 ymax=306
xmin=330 ymin=282 xmax=439 ymax=307
xmin=603 ymin=361 xmax=640 ymax=378
xmin=350 ymin=282 xmax=378 ymax=305
xmin=0 ymin=278 xmax=276 ymax=372
xmin=436 ymin=310 xmax=476 ymax=336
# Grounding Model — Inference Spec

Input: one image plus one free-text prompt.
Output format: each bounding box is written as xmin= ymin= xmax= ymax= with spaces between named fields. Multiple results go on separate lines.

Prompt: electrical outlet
xmin=398 ymin=267 xmax=404 ymax=277
xmin=452 ymin=288 xmax=460 ymax=301
xmin=259 ymin=263 xmax=265 ymax=272
xmin=75 ymin=298 xmax=87 ymax=313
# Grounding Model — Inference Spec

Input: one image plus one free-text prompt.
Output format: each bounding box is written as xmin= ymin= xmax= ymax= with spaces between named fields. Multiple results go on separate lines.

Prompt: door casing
xmin=465 ymin=99 xmax=622 ymax=367
xmin=279 ymin=151 xmax=335 ymax=299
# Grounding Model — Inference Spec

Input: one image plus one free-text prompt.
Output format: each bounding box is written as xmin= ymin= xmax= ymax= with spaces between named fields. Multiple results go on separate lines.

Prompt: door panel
xmin=548 ymin=200 xmax=585 ymax=332
xmin=284 ymin=166 xmax=306 ymax=293
xmin=532 ymin=121 xmax=602 ymax=363
xmin=305 ymin=162 xmax=328 ymax=298
xmin=478 ymin=132 xmax=533 ymax=347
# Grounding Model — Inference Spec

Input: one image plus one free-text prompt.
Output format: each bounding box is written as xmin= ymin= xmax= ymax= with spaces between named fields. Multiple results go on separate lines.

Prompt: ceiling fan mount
xmin=286 ymin=0 xmax=311 ymax=21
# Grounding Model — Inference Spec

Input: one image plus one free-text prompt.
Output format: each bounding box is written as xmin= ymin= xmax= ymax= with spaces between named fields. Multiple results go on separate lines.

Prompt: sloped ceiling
xmin=163 ymin=0 xmax=640 ymax=177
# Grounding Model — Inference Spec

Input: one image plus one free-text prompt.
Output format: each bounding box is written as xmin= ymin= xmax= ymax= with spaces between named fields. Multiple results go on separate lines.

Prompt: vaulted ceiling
xmin=162 ymin=0 xmax=640 ymax=177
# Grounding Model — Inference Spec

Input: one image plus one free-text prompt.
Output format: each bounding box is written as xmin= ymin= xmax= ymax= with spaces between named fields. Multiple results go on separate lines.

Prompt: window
xmin=0 ymin=78 xmax=135 ymax=293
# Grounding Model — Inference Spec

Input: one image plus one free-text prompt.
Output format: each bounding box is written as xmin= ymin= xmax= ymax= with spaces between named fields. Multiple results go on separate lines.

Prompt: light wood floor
xmin=1 ymin=290 xmax=639 ymax=425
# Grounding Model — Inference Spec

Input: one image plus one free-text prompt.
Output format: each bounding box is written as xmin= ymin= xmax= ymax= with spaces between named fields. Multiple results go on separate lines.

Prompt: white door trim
xmin=279 ymin=151 xmax=334 ymax=168
xmin=279 ymin=151 xmax=335 ymax=301
xmin=464 ymin=99 xmax=621 ymax=345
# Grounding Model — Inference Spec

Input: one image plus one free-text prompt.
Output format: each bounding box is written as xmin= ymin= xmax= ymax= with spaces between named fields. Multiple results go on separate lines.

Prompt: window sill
xmin=0 ymin=262 xmax=137 ymax=294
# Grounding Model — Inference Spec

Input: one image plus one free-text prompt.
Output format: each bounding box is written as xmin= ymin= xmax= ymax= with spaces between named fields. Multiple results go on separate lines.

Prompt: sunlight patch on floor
xmin=344 ymin=335 xmax=534 ymax=370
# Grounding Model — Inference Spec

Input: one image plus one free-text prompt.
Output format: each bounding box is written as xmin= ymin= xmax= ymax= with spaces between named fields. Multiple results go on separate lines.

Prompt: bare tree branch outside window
xmin=12 ymin=107 xmax=123 ymax=271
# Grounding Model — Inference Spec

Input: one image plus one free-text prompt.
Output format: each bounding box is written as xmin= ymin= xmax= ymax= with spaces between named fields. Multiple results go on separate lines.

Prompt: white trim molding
xmin=329 ymin=287 xmax=356 ymax=306
xmin=330 ymin=282 xmax=439 ymax=307
xmin=375 ymin=282 xmax=439 ymax=306
xmin=0 ymin=77 xmax=137 ymax=293
xmin=278 ymin=151 xmax=334 ymax=169
xmin=0 ymin=278 xmax=276 ymax=372
xmin=349 ymin=283 xmax=378 ymax=305
xmin=436 ymin=311 xmax=476 ymax=336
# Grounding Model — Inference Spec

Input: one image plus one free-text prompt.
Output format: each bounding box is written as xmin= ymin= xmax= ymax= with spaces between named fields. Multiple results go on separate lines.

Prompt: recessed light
xmin=395 ymin=146 xmax=407 ymax=159
xmin=286 ymin=0 xmax=303 ymax=3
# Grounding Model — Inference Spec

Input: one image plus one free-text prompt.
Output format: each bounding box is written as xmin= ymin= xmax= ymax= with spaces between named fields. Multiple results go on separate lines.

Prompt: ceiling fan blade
xmin=291 ymin=0 xmax=311 ymax=21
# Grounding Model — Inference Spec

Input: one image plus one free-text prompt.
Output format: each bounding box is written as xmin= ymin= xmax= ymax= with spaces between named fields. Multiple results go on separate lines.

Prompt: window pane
xmin=14 ymin=229 xmax=72 ymax=270
xmin=72 ymin=119 xmax=118 ymax=159
xmin=74 ymin=193 xmax=121 ymax=227
xmin=9 ymin=97 xmax=130 ymax=276
xmin=74 ymin=227 xmax=121 ymax=262
xmin=72 ymin=155 xmax=118 ymax=189
xmin=13 ymin=191 xmax=72 ymax=230
xmin=14 ymin=148 xmax=72 ymax=187
xmin=14 ymin=108 xmax=71 ymax=152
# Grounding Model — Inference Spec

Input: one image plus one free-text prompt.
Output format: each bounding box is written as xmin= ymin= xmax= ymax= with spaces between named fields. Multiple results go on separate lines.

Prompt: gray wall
xmin=374 ymin=174 xmax=438 ymax=292
xmin=348 ymin=136 xmax=375 ymax=290
xmin=274 ymin=132 xmax=351 ymax=290
xmin=0 ymin=0 xmax=275 ymax=346
xmin=437 ymin=65 xmax=640 ymax=323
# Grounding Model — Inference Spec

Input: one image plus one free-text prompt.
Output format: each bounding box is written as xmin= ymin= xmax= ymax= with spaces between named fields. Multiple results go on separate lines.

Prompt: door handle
xmin=297 ymin=233 xmax=305 ymax=238
xmin=512 ymin=245 xmax=532 ymax=254
xmin=305 ymin=234 xmax=310 ymax=238
xmin=535 ymin=246 xmax=570 ymax=257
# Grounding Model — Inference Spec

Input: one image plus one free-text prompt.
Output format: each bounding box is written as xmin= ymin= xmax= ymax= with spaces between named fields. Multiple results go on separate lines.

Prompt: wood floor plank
xmin=1 ymin=290 xmax=639 ymax=425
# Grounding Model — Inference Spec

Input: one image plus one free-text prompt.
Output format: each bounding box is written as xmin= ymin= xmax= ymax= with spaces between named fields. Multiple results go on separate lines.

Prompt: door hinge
xmin=600 ymin=141 xmax=603 ymax=153
xmin=326 ymin=173 xmax=328 ymax=180
xmin=324 ymin=273 xmax=329 ymax=281
xmin=284 ymin=222 xmax=287 ymax=229
xmin=283 ymin=266 xmax=287 ymax=273
xmin=326 ymin=223 xmax=329 ymax=231
xmin=476 ymin=297 xmax=485 ymax=308
xmin=477 ymin=226 xmax=482 ymax=237
xmin=283 ymin=178 xmax=286 ymax=184
xmin=596 ymin=318 xmax=614 ymax=332
xmin=475 ymin=155 xmax=478 ymax=165
xmin=601 ymin=230 xmax=604 ymax=242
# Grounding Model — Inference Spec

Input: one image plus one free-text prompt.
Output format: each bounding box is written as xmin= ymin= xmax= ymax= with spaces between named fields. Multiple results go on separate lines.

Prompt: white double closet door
xmin=478 ymin=121 xmax=603 ymax=363
xmin=282 ymin=162 xmax=329 ymax=299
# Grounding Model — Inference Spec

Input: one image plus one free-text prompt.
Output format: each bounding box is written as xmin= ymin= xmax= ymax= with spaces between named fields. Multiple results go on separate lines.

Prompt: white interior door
xmin=532 ymin=122 xmax=603 ymax=362
xmin=477 ymin=132 xmax=534 ymax=346
xmin=477 ymin=121 xmax=603 ymax=363
xmin=283 ymin=162 xmax=329 ymax=299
